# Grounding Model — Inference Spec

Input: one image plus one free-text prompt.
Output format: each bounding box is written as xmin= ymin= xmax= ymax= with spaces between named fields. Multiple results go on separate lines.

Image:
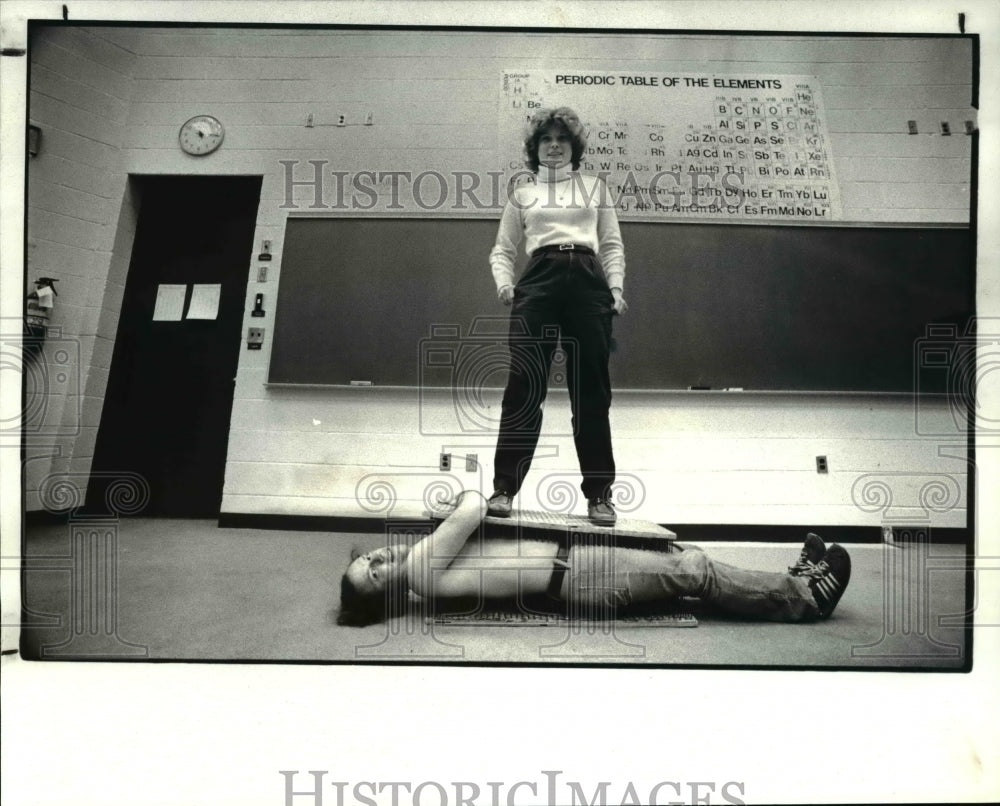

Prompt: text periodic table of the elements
xmin=500 ymin=70 xmax=843 ymax=222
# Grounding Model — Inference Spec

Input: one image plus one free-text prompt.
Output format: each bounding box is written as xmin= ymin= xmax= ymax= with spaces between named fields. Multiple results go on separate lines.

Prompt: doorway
xmin=88 ymin=175 xmax=262 ymax=517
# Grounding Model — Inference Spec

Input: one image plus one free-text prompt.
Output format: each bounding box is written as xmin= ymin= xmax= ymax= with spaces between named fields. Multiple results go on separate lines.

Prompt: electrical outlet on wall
xmin=439 ymin=452 xmax=451 ymax=471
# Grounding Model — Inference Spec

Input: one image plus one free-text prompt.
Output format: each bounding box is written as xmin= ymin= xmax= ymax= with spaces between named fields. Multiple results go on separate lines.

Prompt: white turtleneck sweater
xmin=489 ymin=165 xmax=626 ymax=295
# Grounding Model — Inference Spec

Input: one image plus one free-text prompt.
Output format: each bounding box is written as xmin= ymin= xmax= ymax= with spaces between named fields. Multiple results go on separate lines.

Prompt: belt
xmin=532 ymin=243 xmax=595 ymax=257
xmin=546 ymin=535 xmax=572 ymax=599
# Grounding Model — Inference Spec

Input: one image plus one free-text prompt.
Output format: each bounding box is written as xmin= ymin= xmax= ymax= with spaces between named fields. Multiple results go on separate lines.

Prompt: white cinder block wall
xmin=25 ymin=27 xmax=973 ymax=529
xmin=24 ymin=27 xmax=138 ymax=511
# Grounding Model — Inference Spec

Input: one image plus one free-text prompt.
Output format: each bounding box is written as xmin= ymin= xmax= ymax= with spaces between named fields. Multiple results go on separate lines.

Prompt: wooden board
xmin=430 ymin=506 xmax=677 ymax=550
xmin=486 ymin=508 xmax=675 ymax=540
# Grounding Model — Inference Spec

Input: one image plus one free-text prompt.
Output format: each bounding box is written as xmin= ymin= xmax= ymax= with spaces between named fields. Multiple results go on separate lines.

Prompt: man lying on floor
xmin=337 ymin=491 xmax=851 ymax=627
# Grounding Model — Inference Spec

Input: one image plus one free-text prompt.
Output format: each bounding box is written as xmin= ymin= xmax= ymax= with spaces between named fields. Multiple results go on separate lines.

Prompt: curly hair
xmin=522 ymin=107 xmax=588 ymax=172
xmin=337 ymin=572 xmax=391 ymax=627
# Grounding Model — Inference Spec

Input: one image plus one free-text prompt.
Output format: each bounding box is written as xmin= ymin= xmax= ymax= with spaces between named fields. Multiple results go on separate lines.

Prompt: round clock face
xmin=179 ymin=114 xmax=225 ymax=156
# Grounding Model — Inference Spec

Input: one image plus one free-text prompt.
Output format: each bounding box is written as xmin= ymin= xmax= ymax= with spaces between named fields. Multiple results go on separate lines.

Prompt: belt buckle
xmin=559 ymin=243 xmax=574 ymax=251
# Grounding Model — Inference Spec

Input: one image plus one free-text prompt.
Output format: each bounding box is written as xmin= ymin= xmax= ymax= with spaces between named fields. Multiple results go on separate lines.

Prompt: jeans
xmin=559 ymin=542 xmax=821 ymax=623
xmin=493 ymin=248 xmax=616 ymax=500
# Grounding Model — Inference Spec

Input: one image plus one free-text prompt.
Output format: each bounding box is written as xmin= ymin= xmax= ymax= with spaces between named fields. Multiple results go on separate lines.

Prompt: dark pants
xmin=493 ymin=247 xmax=616 ymax=500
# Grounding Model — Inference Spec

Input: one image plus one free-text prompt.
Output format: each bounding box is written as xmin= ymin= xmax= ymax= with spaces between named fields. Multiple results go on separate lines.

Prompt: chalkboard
xmin=267 ymin=217 xmax=973 ymax=392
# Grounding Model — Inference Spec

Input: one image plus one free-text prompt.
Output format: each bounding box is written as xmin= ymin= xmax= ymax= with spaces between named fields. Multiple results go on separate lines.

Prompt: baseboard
xmin=667 ymin=524 xmax=967 ymax=544
xmin=24 ymin=510 xmax=73 ymax=527
xmin=218 ymin=513 xmax=403 ymax=533
xmin=216 ymin=513 xmax=969 ymax=544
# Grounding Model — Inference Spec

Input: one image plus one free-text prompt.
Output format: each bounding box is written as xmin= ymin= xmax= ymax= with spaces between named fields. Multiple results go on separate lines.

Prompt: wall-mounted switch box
xmin=816 ymin=455 xmax=828 ymax=473
xmin=439 ymin=453 xmax=451 ymax=471
xmin=465 ymin=453 xmax=478 ymax=472
xmin=252 ymin=293 xmax=265 ymax=317
xmin=257 ymin=265 xmax=267 ymax=282
xmin=247 ymin=327 xmax=265 ymax=350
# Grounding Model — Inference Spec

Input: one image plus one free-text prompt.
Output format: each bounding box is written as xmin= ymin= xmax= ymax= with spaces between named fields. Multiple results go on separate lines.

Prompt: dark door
xmin=89 ymin=175 xmax=262 ymax=517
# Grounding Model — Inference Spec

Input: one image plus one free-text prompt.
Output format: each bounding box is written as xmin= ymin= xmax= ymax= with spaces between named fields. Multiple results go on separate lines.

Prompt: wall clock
xmin=178 ymin=114 xmax=225 ymax=156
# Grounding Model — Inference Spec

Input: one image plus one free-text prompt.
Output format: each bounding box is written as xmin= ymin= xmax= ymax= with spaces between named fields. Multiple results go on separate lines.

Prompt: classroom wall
xmin=24 ymin=26 xmax=138 ymax=510
xmin=24 ymin=26 xmax=973 ymax=529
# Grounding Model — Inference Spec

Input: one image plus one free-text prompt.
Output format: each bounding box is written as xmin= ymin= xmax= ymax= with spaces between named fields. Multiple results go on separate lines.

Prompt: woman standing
xmin=489 ymin=107 xmax=627 ymax=525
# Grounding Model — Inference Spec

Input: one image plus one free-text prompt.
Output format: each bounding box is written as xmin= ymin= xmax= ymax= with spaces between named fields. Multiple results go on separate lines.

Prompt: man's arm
xmin=405 ymin=490 xmax=488 ymax=598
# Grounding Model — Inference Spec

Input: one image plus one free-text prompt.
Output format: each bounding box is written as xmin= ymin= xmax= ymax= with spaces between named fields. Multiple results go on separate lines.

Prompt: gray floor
xmin=20 ymin=518 xmax=970 ymax=668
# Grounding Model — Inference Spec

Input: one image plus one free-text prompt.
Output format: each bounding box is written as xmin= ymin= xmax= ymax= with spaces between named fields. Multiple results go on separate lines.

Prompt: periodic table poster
xmin=499 ymin=70 xmax=843 ymax=223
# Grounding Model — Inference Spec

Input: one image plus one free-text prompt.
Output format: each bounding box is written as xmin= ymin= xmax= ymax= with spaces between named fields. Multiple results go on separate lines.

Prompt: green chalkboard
xmin=267 ymin=217 xmax=973 ymax=392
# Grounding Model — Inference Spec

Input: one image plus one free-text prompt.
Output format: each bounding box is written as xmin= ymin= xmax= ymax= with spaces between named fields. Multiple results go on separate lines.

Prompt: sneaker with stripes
xmin=799 ymin=543 xmax=852 ymax=619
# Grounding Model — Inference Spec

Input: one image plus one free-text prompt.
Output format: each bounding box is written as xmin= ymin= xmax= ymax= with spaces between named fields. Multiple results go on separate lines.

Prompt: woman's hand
xmin=611 ymin=288 xmax=628 ymax=316
xmin=498 ymin=285 xmax=514 ymax=306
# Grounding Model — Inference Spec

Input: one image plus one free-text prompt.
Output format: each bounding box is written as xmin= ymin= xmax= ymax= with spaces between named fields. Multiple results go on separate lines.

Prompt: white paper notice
xmin=187 ymin=284 xmax=221 ymax=320
xmin=152 ymin=284 xmax=187 ymax=321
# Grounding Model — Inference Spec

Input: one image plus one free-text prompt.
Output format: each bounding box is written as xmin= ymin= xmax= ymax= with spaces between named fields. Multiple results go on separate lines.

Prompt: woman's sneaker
xmin=788 ymin=532 xmax=827 ymax=576
xmin=800 ymin=543 xmax=852 ymax=619
xmin=487 ymin=490 xmax=512 ymax=518
xmin=587 ymin=498 xmax=617 ymax=526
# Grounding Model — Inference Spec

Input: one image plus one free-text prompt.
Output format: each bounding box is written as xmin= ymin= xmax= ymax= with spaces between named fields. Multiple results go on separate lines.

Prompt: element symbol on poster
xmin=499 ymin=70 xmax=842 ymax=222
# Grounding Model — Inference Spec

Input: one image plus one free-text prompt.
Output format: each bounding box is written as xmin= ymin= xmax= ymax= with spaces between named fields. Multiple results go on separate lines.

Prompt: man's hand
xmin=498 ymin=285 xmax=514 ymax=306
xmin=611 ymin=287 xmax=628 ymax=316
